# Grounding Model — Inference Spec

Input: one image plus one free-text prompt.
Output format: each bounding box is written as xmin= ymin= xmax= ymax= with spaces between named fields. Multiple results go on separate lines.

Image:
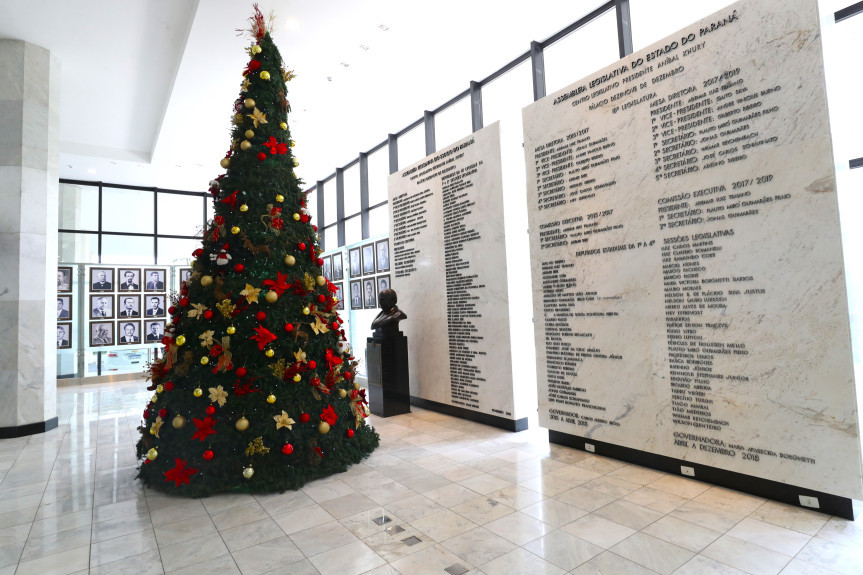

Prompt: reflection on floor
xmin=0 ymin=381 xmax=860 ymax=574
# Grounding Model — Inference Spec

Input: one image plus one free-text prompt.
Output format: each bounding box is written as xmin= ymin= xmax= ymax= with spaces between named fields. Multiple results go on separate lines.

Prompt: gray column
xmin=0 ymin=40 xmax=60 ymax=437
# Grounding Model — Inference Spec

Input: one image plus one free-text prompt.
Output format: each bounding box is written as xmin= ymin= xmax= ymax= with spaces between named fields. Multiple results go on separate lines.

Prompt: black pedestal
xmin=366 ymin=332 xmax=411 ymax=417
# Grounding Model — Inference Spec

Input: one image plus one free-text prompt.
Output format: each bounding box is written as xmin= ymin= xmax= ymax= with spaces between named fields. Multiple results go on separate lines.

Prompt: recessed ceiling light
xmin=86 ymin=168 xmax=96 ymax=174
xmin=284 ymin=18 xmax=300 ymax=31
xmin=359 ymin=44 xmax=369 ymax=50
xmin=379 ymin=24 xmax=389 ymax=31
xmin=327 ymin=76 xmax=333 ymax=82
xmin=340 ymin=62 xmax=349 ymax=68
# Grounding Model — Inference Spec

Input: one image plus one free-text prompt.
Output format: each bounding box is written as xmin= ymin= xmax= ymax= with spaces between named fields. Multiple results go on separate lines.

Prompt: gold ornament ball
xmin=292 ymin=158 xmax=300 ymax=167
xmin=200 ymin=356 xmax=210 ymax=365
xmin=265 ymin=349 xmax=275 ymax=358
xmin=302 ymin=307 xmax=310 ymax=315
xmin=243 ymin=466 xmax=255 ymax=479
xmin=251 ymin=45 xmax=262 ymax=55
xmin=275 ymin=194 xmax=284 ymax=203
xmin=220 ymin=158 xmax=231 ymax=169
xmin=231 ymin=226 xmax=240 ymax=235
xmin=354 ymin=381 xmax=361 ymax=390
xmin=151 ymin=394 xmax=159 ymax=403
xmin=293 ymin=374 xmax=302 ymax=382
xmin=338 ymin=389 xmax=347 ymax=398
xmin=232 ymin=113 xmax=243 ymax=125
xmin=201 ymin=275 xmax=213 ymax=287
xmin=235 ymin=417 xmax=249 ymax=431
xmin=266 ymin=394 xmax=276 ymax=404
xmin=265 ymin=290 xmax=278 ymax=303
xmin=318 ymin=421 xmax=330 ymax=434
xmin=279 ymin=122 xmax=287 ymax=130
xmin=240 ymin=140 xmax=252 ymax=151
xmin=239 ymin=204 xmax=249 ymax=212
xmin=315 ymin=276 xmax=326 ymax=286
xmin=149 ymin=427 xmax=156 ymax=435
xmin=146 ymin=448 xmax=158 ymax=461
xmin=227 ymin=326 xmax=236 ymax=335
xmin=292 ymin=213 xmax=300 ymax=221
xmin=244 ymin=98 xmax=256 ymax=109
xmin=244 ymin=129 xmax=255 ymax=139
xmin=156 ymin=384 xmax=164 ymax=393
xmin=172 ymin=415 xmax=186 ymax=429
xmin=176 ymin=335 xmax=186 ymax=346
xmin=284 ymin=255 xmax=296 ymax=266
xmin=194 ymin=388 xmax=203 ymax=397
xmin=289 ymin=139 xmax=295 ymax=147
xmin=260 ymin=71 xmax=270 ymax=80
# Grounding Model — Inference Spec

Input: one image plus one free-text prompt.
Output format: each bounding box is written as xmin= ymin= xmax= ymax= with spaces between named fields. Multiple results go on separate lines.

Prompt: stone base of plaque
xmin=410 ymin=396 xmax=528 ymax=432
xmin=549 ymin=430 xmax=856 ymax=520
xmin=366 ymin=334 xmax=411 ymax=418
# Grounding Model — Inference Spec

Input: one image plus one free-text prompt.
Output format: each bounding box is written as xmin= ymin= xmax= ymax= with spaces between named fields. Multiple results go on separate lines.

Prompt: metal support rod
xmin=615 ymin=0 xmax=633 ymax=58
xmin=530 ymin=41 xmax=546 ymax=102
xmin=470 ymin=81 xmax=483 ymax=133
xmin=836 ymin=1 xmax=863 ymax=22
xmin=315 ymin=180 xmax=325 ymax=249
xmin=335 ymin=168 xmax=345 ymax=248
xmin=424 ymin=111 xmax=436 ymax=155
xmin=388 ymin=134 xmax=398 ymax=175
xmin=359 ymin=153 xmax=370 ymax=239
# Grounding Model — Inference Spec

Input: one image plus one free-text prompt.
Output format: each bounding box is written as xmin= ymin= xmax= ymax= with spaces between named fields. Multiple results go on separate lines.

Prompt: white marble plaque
xmin=388 ymin=123 xmax=517 ymax=420
xmin=523 ymin=0 xmax=863 ymax=498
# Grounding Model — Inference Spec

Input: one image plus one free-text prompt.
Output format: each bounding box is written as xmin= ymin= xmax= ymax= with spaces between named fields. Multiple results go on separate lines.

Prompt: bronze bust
xmin=371 ymin=289 xmax=407 ymax=336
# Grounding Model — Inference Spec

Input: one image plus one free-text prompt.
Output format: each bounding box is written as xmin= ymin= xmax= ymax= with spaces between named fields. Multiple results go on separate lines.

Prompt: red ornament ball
xmin=312 ymin=225 xmax=318 ymax=231
xmin=158 ymin=408 xmax=167 ymax=418
xmin=283 ymin=323 xmax=293 ymax=332
xmin=257 ymin=152 xmax=267 ymax=161
xmin=205 ymin=405 xmax=216 ymax=415
xmin=308 ymin=360 xmax=316 ymax=369
xmin=331 ymin=321 xmax=339 ymax=330
xmin=346 ymin=429 xmax=355 ymax=438
xmin=168 ymin=306 xmax=177 ymax=315
xmin=234 ymin=263 xmax=245 ymax=273
xmin=281 ymin=443 xmax=294 ymax=455
xmin=256 ymin=311 xmax=267 ymax=321
xmin=316 ymin=257 xmax=324 ymax=266
xmin=164 ymin=381 xmax=174 ymax=391
xmin=344 ymin=371 xmax=353 ymax=380
xmin=236 ymin=367 xmax=248 ymax=377
xmin=297 ymin=242 xmax=306 ymax=251
xmin=203 ymin=450 xmax=214 ymax=461
xmin=179 ymin=297 xmax=189 ymax=307
xmin=203 ymin=310 xmax=214 ymax=319
xmin=301 ymin=214 xmax=309 ymax=223
xmin=317 ymin=294 xmax=326 ymax=303
xmin=300 ymin=413 xmax=310 ymax=423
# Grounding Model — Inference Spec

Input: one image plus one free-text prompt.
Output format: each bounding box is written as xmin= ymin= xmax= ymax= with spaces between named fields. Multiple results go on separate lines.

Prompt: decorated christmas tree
xmin=136 ymin=7 xmax=378 ymax=497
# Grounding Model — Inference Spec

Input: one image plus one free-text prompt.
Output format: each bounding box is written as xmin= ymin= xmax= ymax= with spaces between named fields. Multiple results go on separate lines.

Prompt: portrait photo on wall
xmin=90 ymin=295 xmax=114 ymax=319
xmin=90 ymin=268 xmax=114 ymax=291
xmin=362 ymin=243 xmax=375 ymax=275
xmin=349 ymin=247 xmax=361 ymax=277
xmin=145 ymin=320 xmax=166 ymax=342
xmin=118 ymin=294 xmax=141 ymax=317
xmin=57 ymin=266 xmax=73 ymax=293
xmin=56 ymin=295 xmax=73 ymax=321
xmin=118 ymin=268 xmax=141 ymax=290
xmin=322 ymin=256 xmax=332 ymax=280
xmin=144 ymin=269 xmax=166 ymax=291
xmin=332 ymin=252 xmax=343 ymax=280
xmin=377 ymin=274 xmax=391 ymax=295
xmin=90 ymin=322 xmax=114 ymax=347
xmin=334 ymin=282 xmax=344 ymax=310
xmin=144 ymin=294 xmax=166 ymax=317
xmin=363 ymin=277 xmax=377 ymax=309
xmin=56 ymin=323 xmax=72 ymax=349
xmin=349 ymin=280 xmax=363 ymax=310
xmin=118 ymin=321 xmax=141 ymax=344
xmin=180 ymin=268 xmax=193 ymax=286
xmin=375 ymin=239 xmax=390 ymax=273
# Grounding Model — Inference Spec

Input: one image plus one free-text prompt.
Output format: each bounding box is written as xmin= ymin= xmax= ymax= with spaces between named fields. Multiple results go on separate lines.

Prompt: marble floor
xmin=0 ymin=382 xmax=860 ymax=575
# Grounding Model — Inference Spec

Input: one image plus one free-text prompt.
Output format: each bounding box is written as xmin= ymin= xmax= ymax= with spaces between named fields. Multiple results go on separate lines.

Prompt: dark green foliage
xmin=135 ymin=28 xmax=378 ymax=498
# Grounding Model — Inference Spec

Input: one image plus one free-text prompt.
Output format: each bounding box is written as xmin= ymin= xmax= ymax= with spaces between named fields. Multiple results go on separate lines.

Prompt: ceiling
xmin=0 ymin=0 xmax=612 ymax=191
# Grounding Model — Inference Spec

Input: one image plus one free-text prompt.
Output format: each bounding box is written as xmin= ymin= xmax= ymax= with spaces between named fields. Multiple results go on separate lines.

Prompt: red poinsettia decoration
xmin=233 ymin=378 xmax=261 ymax=396
xmin=262 ymin=271 xmax=290 ymax=295
xmin=321 ymin=405 xmax=338 ymax=426
xmin=261 ymin=137 xmax=288 ymax=155
xmin=324 ymin=348 xmax=343 ymax=370
xmin=191 ymin=416 xmax=217 ymax=441
xmin=220 ymin=190 xmax=239 ymax=210
xmin=164 ymin=458 xmax=198 ymax=487
xmin=250 ymin=325 xmax=277 ymax=350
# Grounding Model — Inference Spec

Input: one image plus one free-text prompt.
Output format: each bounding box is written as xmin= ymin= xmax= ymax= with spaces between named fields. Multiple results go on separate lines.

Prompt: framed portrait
xmin=90 ymin=295 xmax=114 ymax=319
xmin=118 ymin=268 xmax=141 ymax=291
xmin=144 ymin=320 xmax=166 ymax=343
xmin=90 ymin=321 xmax=114 ymax=347
xmin=349 ymin=247 xmax=361 ymax=277
xmin=144 ymin=269 xmax=166 ymax=292
xmin=90 ymin=268 xmax=114 ymax=291
xmin=56 ymin=295 xmax=73 ymax=321
xmin=332 ymin=252 xmax=343 ymax=280
xmin=322 ymin=256 xmax=332 ymax=280
xmin=118 ymin=320 xmax=142 ymax=345
xmin=375 ymin=239 xmax=390 ymax=273
xmin=333 ymin=282 xmax=344 ymax=310
xmin=361 ymin=243 xmax=375 ymax=275
xmin=57 ymin=266 xmax=73 ymax=293
xmin=143 ymin=294 xmax=166 ymax=318
xmin=56 ymin=323 xmax=72 ymax=350
xmin=180 ymin=267 xmax=193 ymax=286
xmin=363 ymin=277 xmax=377 ymax=309
xmin=349 ymin=280 xmax=363 ymax=310
xmin=377 ymin=274 xmax=391 ymax=295
xmin=117 ymin=294 xmax=141 ymax=317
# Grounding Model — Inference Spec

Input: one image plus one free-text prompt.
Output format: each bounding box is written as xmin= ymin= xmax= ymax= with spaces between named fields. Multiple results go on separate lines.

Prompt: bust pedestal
xmin=366 ymin=325 xmax=410 ymax=417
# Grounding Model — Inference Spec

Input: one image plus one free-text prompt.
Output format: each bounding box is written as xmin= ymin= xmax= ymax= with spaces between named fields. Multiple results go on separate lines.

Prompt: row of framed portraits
xmin=57 ymin=266 xmax=172 ymax=293
xmin=84 ymin=294 xmax=167 ymax=320
xmin=348 ymin=274 xmax=391 ymax=310
xmin=56 ymin=319 xmax=166 ymax=349
xmin=322 ymin=239 xmax=389 ymax=281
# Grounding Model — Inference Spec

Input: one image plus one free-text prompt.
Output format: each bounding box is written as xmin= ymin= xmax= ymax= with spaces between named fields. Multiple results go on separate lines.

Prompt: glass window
xmin=630 ymin=0 xmax=736 ymax=52
xmin=343 ymin=163 xmax=361 ymax=217
xmin=397 ymin=124 xmax=426 ymax=171
xmin=369 ymin=206 xmax=389 ymax=237
xmin=304 ymin=189 xmax=317 ymax=226
xmin=59 ymin=183 xmax=99 ymax=231
xmin=435 ymin=97 xmax=472 ymax=150
xmin=368 ymin=147 xmax=390 ymax=206
xmin=157 ymin=193 xmax=205 ymax=237
xmin=345 ymin=214 xmax=362 ymax=245
xmin=484 ymin=61 xmax=534 ymax=127
xmin=544 ymin=9 xmax=619 ymax=95
xmin=323 ymin=226 xmax=338 ymax=251
xmin=823 ymin=11 xmax=863 ymax=162
xmin=100 ymin=235 xmax=153 ymax=265
xmin=322 ymin=180 xmax=336 ymax=227
xmin=157 ymin=238 xmax=198 ymax=266
xmin=58 ymin=232 xmax=98 ymax=263
xmin=102 ymin=188 xmax=154 ymax=234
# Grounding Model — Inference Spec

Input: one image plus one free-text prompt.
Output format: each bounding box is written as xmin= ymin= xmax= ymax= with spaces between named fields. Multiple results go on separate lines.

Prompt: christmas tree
xmin=136 ymin=7 xmax=378 ymax=497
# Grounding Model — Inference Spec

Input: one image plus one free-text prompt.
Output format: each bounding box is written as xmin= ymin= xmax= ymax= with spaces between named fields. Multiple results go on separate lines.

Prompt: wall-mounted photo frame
xmin=118 ymin=268 xmax=141 ymax=291
xmin=90 ymin=268 xmax=114 ymax=291
xmin=180 ymin=268 xmax=193 ymax=286
xmin=118 ymin=320 xmax=141 ymax=345
xmin=143 ymin=294 xmax=166 ymax=318
xmin=322 ymin=256 xmax=332 ymax=280
xmin=56 ymin=323 xmax=72 ymax=349
xmin=349 ymin=247 xmax=362 ymax=277
xmin=143 ymin=269 xmax=166 ymax=291
xmin=90 ymin=294 xmax=114 ymax=319
xmin=376 ymin=239 xmax=390 ymax=273
xmin=117 ymin=294 xmax=141 ymax=317
xmin=144 ymin=320 xmax=166 ymax=342
xmin=90 ymin=321 xmax=114 ymax=347
xmin=361 ymin=243 xmax=375 ymax=276
xmin=377 ymin=274 xmax=391 ymax=295
xmin=363 ymin=277 xmax=377 ymax=309
xmin=334 ymin=282 xmax=344 ymax=310
xmin=349 ymin=280 xmax=363 ymax=310
xmin=332 ymin=252 xmax=343 ymax=280
xmin=57 ymin=266 xmax=73 ymax=293
xmin=56 ymin=295 xmax=73 ymax=321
